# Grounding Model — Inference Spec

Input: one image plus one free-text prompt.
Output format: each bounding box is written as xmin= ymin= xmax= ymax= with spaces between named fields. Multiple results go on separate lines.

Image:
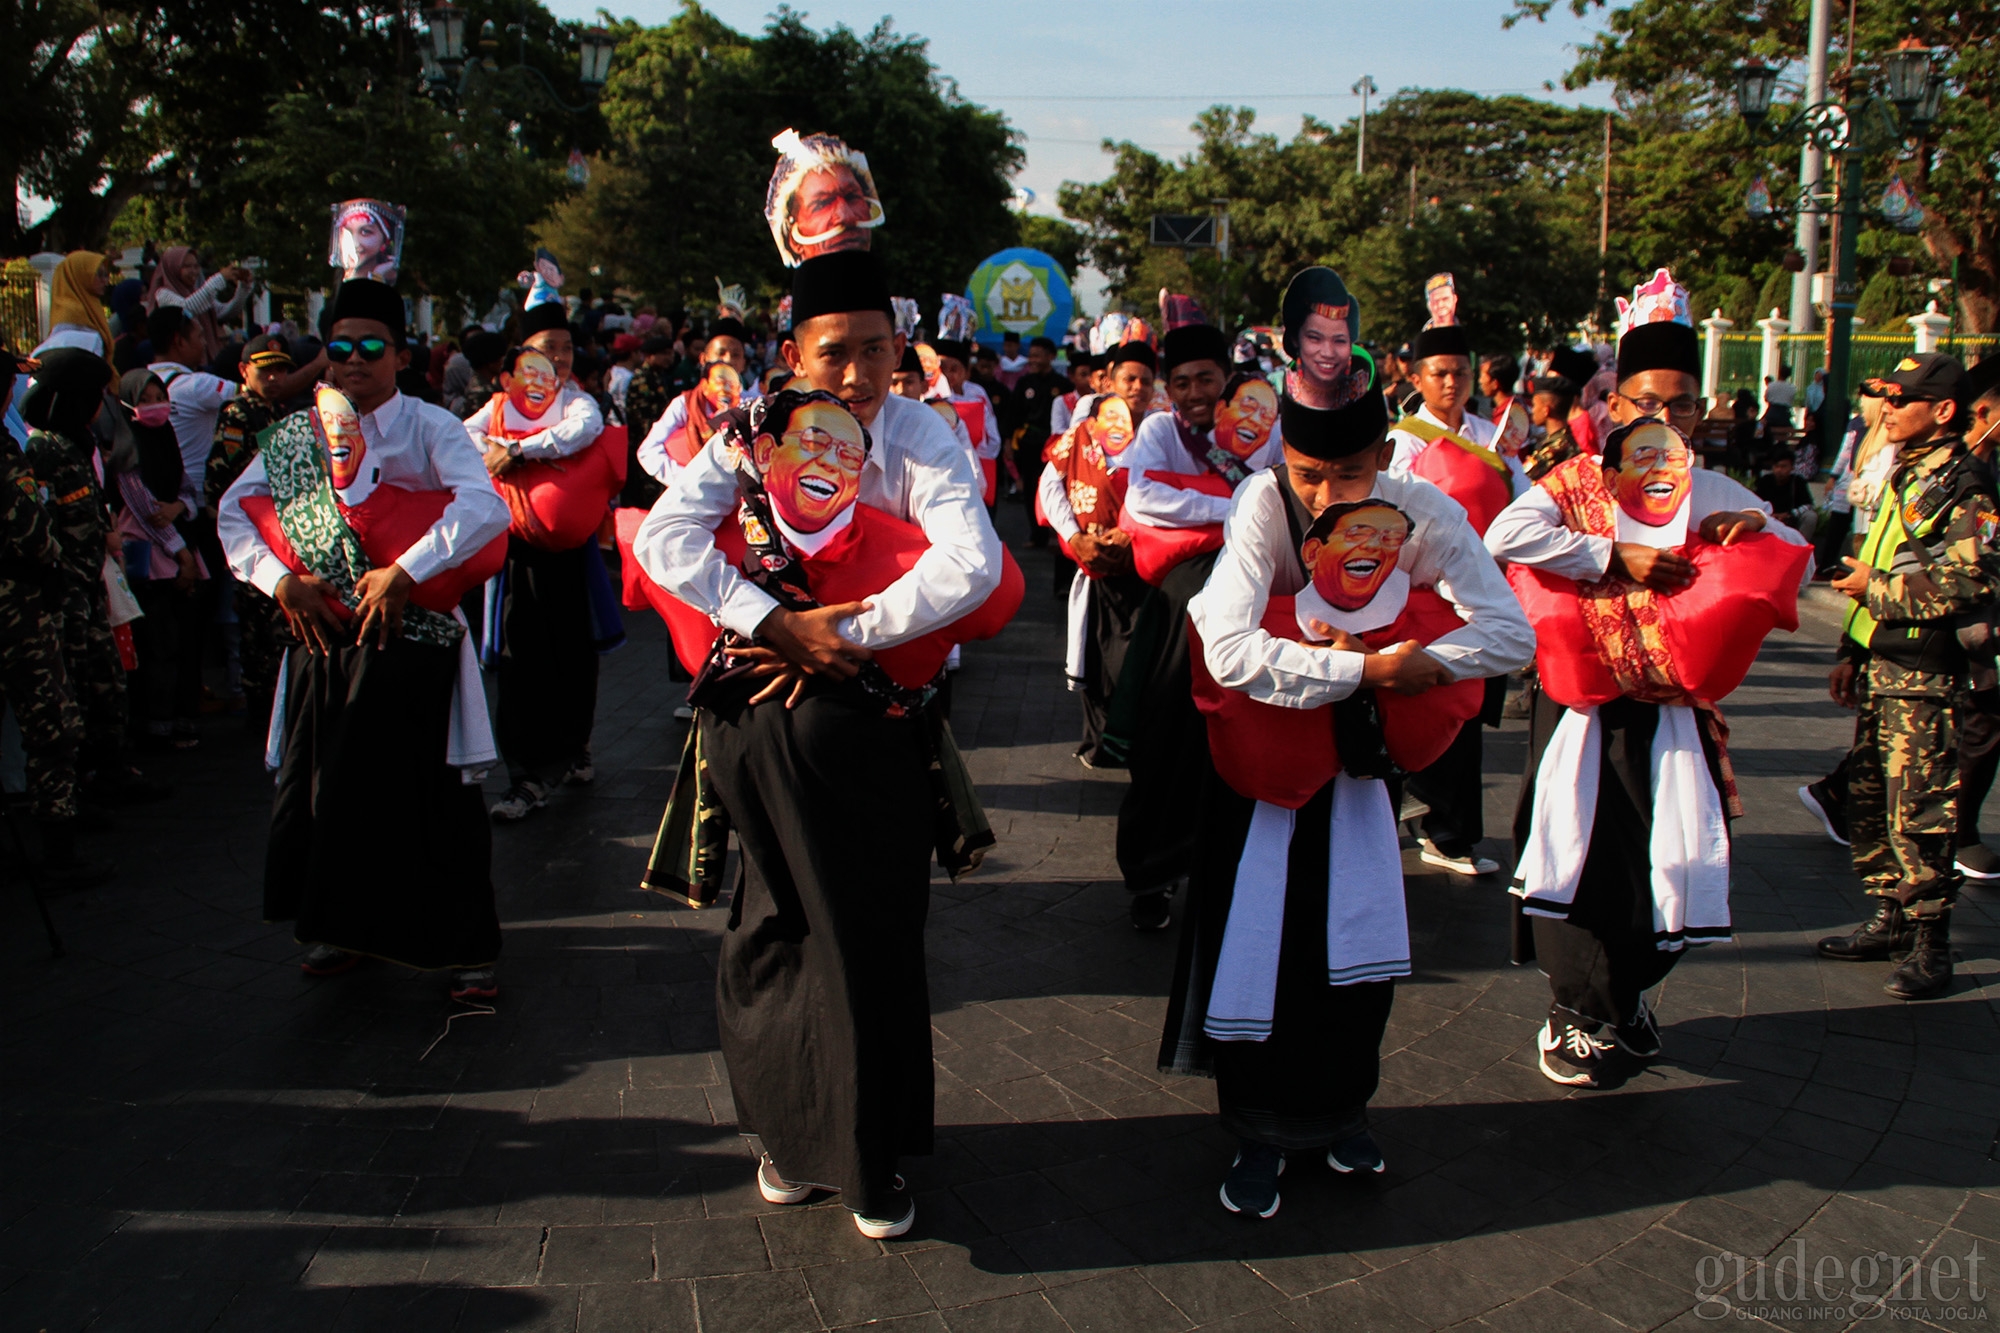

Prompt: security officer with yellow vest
xmin=1818 ymin=352 xmax=1998 ymax=1000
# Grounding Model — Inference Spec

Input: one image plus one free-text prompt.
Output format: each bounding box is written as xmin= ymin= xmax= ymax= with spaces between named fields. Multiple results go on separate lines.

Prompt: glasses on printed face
xmin=1626 ymin=444 xmax=1691 ymax=471
xmin=784 ymin=425 xmax=866 ymax=468
xmin=1618 ymin=392 xmax=1701 ymax=419
xmin=324 ymin=336 xmax=389 ymax=363
xmin=1333 ymin=519 xmax=1409 ymax=549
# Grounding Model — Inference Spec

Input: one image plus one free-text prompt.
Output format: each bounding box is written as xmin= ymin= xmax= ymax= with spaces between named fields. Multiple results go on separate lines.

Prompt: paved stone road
xmin=3 ymin=504 xmax=1998 ymax=1333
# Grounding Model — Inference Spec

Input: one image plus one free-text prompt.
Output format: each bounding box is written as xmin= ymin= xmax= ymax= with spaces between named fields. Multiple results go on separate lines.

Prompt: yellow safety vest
xmin=1843 ymin=462 xmax=1951 ymax=650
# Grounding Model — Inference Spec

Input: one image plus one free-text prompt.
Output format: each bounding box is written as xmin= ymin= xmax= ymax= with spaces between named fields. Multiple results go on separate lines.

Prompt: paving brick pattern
xmin=3 ymin=507 xmax=1998 ymax=1332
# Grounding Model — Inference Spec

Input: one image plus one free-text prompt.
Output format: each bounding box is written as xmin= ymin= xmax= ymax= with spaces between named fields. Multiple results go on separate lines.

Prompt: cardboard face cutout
xmin=915 ymin=343 xmax=941 ymax=382
xmin=1302 ymin=500 xmax=1412 ymax=613
xmin=328 ymin=199 xmax=405 ymax=284
xmin=1212 ymin=377 xmax=1278 ymax=459
xmin=316 ymin=385 xmax=368 ymax=496
xmin=1090 ymin=395 xmax=1136 ymax=458
xmin=1608 ymin=419 xmax=1693 ymax=546
xmin=756 ymin=401 xmax=868 ymax=535
xmin=505 ymin=349 xmax=561 ymax=420
xmin=765 ymin=130 xmax=885 ymax=266
xmin=699 ymin=362 xmax=742 ymax=413
xmin=1423 ymin=272 xmax=1458 ymax=328
xmin=1295 ymin=311 xmax=1353 ymax=386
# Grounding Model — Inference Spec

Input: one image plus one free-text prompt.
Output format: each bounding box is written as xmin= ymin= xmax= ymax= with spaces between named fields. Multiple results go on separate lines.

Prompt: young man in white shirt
xmin=634 ymin=249 xmax=1002 ymax=1242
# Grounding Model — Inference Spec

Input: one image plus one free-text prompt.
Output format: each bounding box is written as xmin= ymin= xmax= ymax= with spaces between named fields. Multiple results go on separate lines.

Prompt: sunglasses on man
xmin=324 ymin=336 xmax=390 ymax=363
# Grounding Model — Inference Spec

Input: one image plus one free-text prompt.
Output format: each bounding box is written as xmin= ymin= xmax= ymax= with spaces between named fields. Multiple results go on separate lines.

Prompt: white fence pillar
xmin=25 ymin=252 xmax=65 ymax=340
xmin=1700 ymin=309 xmax=1734 ymax=401
xmin=1755 ymin=309 xmax=1791 ymax=397
xmin=1907 ymin=300 xmax=1951 ymax=354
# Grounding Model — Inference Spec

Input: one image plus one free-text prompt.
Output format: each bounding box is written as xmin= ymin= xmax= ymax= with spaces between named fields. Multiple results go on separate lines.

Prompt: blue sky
xmin=546 ymin=0 xmax=1617 ymax=213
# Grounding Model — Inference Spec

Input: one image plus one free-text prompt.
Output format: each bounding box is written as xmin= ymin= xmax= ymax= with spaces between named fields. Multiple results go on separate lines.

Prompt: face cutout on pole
xmin=1088 ymin=394 xmax=1136 ymax=459
xmin=765 ymin=130 xmax=886 ymax=267
xmin=315 ymin=385 xmax=370 ymax=502
xmin=1606 ymin=419 xmax=1693 ymax=546
xmin=328 ymin=199 xmax=405 ymax=285
xmin=1212 ymin=374 xmax=1278 ymax=460
xmin=753 ymin=399 xmax=869 ymax=538
xmin=504 ymin=349 xmax=561 ymax=420
xmin=1296 ymin=499 xmax=1413 ymax=637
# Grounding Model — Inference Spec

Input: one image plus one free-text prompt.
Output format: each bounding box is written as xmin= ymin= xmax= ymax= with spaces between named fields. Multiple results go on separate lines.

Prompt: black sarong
xmin=1079 ymin=570 xmax=1148 ymax=758
xmin=698 ymin=687 xmax=936 ymax=1218
xmin=496 ymin=537 xmax=599 ymax=787
xmin=1114 ymin=551 xmax=1218 ymax=896
xmin=1509 ymin=690 xmax=1720 ymax=1029
xmin=265 ymin=639 xmax=498 ymax=969
xmin=1159 ymin=768 xmax=1395 ymax=1148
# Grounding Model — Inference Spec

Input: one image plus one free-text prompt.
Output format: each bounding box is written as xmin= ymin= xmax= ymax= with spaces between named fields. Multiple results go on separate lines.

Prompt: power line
xmin=965 ymin=88 xmax=1572 ymax=102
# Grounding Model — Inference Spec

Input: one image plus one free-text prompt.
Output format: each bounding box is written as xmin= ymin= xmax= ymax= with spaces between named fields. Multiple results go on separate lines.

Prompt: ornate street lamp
xmin=1880 ymin=41 xmax=1934 ymax=115
xmin=424 ymin=3 xmax=466 ymax=64
xmin=1733 ymin=62 xmax=1779 ymax=132
xmin=578 ymin=29 xmax=615 ymax=89
xmin=1911 ymin=70 xmax=1946 ymax=131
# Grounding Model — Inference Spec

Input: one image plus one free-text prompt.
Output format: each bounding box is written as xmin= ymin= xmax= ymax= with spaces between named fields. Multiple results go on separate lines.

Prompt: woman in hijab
xmin=142 ymin=246 xmax=250 ymax=366
xmin=33 ymin=252 xmax=116 ymax=359
xmin=112 ymin=369 xmax=205 ymax=751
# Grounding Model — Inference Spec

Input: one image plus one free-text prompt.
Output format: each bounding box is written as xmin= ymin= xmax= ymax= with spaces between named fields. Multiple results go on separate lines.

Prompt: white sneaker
xmin=1419 ymin=840 xmax=1499 ymax=876
xmin=488 ymin=782 xmax=546 ymax=822
xmin=756 ymin=1154 xmax=813 ymax=1205
xmin=673 ymin=704 xmax=695 ymax=721
xmin=1538 ymin=1019 xmax=1610 ymax=1087
xmin=852 ymin=1197 xmax=915 ymax=1239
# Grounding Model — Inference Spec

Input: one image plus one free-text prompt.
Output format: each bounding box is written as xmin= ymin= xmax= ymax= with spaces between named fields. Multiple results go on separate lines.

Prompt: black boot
xmin=1885 ymin=913 xmax=1953 ymax=1000
xmin=34 ymin=816 xmax=115 ymax=892
xmin=1815 ymin=898 xmax=1909 ymax=961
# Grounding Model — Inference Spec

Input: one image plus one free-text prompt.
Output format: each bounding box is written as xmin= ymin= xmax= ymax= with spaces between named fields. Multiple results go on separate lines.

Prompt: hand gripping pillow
xmin=496 ymin=424 xmax=629 ymax=552
xmin=1189 ymin=588 xmax=1485 ymax=807
xmin=618 ymin=504 xmax=1026 ymax=686
xmin=1117 ymin=471 xmax=1232 ymax=585
xmin=1507 ymin=530 xmax=1809 ymax=708
xmin=1035 ymin=468 xmax=1131 ymax=573
xmin=240 ymin=487 xmax=507 ymax=615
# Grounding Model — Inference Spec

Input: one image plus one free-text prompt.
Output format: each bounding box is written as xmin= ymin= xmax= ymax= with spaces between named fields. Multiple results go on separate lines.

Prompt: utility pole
xmin=1352 ymin=75 xmax=1377 ymax=175
xmin=1790 ymin=0 xmax=1833 ymax=344
xmin=1408 ymin=164 xmax=1417 ymax=226
xmin=1597 ymin=113 xmax=1612 ymax=319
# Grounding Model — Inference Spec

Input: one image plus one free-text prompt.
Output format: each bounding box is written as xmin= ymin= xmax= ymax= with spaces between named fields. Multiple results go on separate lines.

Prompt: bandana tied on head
xmin=1613 ymin=268 xmax=1699 ymax=382
xmin=328 ymin=199 xmax=405 ymax=285
xmin=50 ymin=252 xmax=114 ymax=352
xmin=765 ymin=129 xmax=886 ymax=268
xmin=518 ymin=249 xmax=568 ymax=338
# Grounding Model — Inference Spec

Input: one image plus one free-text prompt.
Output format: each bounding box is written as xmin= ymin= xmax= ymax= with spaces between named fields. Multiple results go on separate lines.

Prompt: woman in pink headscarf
xmin=142 ymin=246 xmax=251 ymax=364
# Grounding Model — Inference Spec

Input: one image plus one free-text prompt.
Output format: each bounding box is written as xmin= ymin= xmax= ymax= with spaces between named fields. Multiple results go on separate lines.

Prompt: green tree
xmin=557 ymin=2 xmax=1021 ymax=316
xmin=1509 ymin=0 xmax=1999 ymax=331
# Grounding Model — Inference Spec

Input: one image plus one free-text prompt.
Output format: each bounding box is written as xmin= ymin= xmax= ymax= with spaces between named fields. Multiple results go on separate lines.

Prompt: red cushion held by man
xmin=1037 ymin=393 xmax=1137 ymax=572
xmin=1118 ymin=471 xmax=1230 ymax=585
xmin=478 ymin=347 xmax=628 ymax=551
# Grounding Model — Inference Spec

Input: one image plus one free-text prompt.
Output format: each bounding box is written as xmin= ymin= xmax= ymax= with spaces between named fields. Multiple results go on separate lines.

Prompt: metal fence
xmin=0 ymin=263 xmax=39 ymax=355
xmin=1715 ymin=330 xmax=1997 ymax=402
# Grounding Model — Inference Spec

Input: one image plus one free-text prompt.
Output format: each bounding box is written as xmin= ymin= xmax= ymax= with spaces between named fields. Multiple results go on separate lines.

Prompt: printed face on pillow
xmin=701 ymin=362 xmax=742 ymax=412
xmin=1301 ymin=501 xmax=1410 ymax=611
xmin=1091 ymin=395 xmax=1136 ymax=457
xmin=1611 ymin=421 xmax=1692 ymax=526
xmin=756 ymin=401 xmax=868 ymax=534
xmin=1212 ymin=377 xmax=1278 ymax=459
xmin=505 ymin=350 xmax=560 ymax=419
xmin=317 ymin=386 xmax=366 ymax=490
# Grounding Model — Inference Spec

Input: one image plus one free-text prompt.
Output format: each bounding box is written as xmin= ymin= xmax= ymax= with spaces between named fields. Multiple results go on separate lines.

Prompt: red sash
xmin=1412 ymin=437 xmax=1513 ymax=536
xmin=241 ymin=488 xmax=507 ymax=615
xmin=1189 ymin=589 xmax=1485 ymax=807
xmin=616 ymin=504 xmax=1025 ymax=685
xmin=664 ymin=386 xmax=724 ymax=468
xmin=1116 ymin=471 xmax=1232 ymax=585
xmin=946 ymin=400 xmax=997 ymax=505
xmin=481 ymin=392 xmax=629 ymax=551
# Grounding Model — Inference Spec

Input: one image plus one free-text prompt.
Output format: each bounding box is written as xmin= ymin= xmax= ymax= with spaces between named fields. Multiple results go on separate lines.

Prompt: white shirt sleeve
xmin=461 ymin=399 xmax=496 ymax=448
xmin=1039 ymin=460 xmax=1080 ymax=540
xmin=636 ymin=394 xmax=689 ymax=485
xmin=979 ymin=391 xmax=1001 ymax=460
xmin=512 ymin=387 xmax=604 ymax=460
xmin=1385 ymin=428 xmax=1424 ymax=479
xmin=1189 ymin=478 xmax=1366 ymax=707
xmin=1049 ymin=397 xmax=1074 ymax=438
xmin=1122 ymin=414 xmax=1232 ymax=528
xmin=216 ymin=456 xmax=293 ymax=597
xmin=1485 ymin=486 xmax=1614 ymax=581
xmin=392 ymin=408 xmax=513 ymax=583
xmin=634 ymin=438 xmax=779 ymax=638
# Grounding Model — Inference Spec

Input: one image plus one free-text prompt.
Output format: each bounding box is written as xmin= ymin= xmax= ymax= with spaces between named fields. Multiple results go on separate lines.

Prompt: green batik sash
xmin=259 ymin=411 xmax=463 ymax=649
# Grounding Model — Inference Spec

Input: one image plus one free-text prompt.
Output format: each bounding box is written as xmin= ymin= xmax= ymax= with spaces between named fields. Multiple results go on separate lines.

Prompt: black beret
xmin=897 ymin=344 xmax=923 ymax=375
xmin=520 ymin=299 xmax=570 ymax=338
xmin=329 ymin=278 xmax=408 ymax=346
xmin=707 ymin=318 xmax=749 ymax=346
xmin=1279 ymin=386 xmax=1390 ymax=460
xmin=1161 ymin=324 xmax=1229 ymax=376
xmin=1546 ymin=346 xmax=1600 ymax=392
xmin=789 ymin=250 xmax=894 ymax=330
xmin=1966 ymin=355 xmax=2000 ymax=406
xmin=1614 ymin=322 xmax=1700 ymax=383
xmin=1103 ymin=342 xmax=1156 ymax=373
xmin=1409 ymin=324 xmax=1470 ymax=364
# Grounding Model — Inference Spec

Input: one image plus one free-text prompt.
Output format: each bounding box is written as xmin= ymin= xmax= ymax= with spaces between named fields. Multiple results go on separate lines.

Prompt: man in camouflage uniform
xmin=207 ymin=333 xmax=291 ymax=717
xmin=0 ymin=351 xmax=104 ymax=887
xmin=19 ymin=350 xmax=138 ymax=803
xmin=1818 ymin=353 xmax=1998 ymax=1000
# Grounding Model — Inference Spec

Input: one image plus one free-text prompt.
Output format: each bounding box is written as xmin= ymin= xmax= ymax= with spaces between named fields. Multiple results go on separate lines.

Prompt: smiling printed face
xmin=317 ymin=386 xmax=366 ymax=491
xmin=1301 ymin=501 xmax=1411 ymax=612
xmin=338 ymin=213 xmax=386 ymax=277
xmin=1610 ymin=420 xmax=1692 ymax=526
xmin=755 ymin=401 xmax=868 ymax=534
xmin=1296 ymin=311 xmax=1352 ymax=386
xmin=505 ymin=349 xmax=560 ymax=420
xmin=1212 ymin=377 xmax=1278 ymax=459
xmin=790 ymin=166 xmax=880 ymax=259
xmin=701 ymin=362 xmax=742 ymax=412
xmin=1091 ymin=395 xmax=1136 ymax=457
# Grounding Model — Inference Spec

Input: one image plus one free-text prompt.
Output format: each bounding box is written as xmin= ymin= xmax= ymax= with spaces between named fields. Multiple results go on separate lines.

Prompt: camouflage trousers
xmin=237 ymin=581 xmax=286 ymax=706
xmin=0 ymin=590 xmax=82 ymax=819
xmin=1849 ymin=671 xmax=1960 ymax=916
xmin=51 ymin=577 xmax=128 ymax=771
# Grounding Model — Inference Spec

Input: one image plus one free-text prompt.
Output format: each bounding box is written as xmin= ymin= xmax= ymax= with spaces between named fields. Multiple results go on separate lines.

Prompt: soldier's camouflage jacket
xmin=23 ymin=428 xmax=115 ymax=587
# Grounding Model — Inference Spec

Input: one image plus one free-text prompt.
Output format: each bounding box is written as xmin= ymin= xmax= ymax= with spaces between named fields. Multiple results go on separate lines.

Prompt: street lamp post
xmin=423 ymin=2 xmax=614 ymax=112
xmin=1732 ymin=40 xmax=1942 ymax=458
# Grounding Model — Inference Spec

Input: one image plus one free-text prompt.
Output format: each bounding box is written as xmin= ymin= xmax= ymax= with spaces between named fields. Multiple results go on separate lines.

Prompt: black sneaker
xmin=1611 ymin=996 xmax=1662 ymax=1059
xmin=1219 ymin=1142 xmax=1284 ymax=1218
xmin=1130 ymin=890 xmax=1172 ymax=932
xmin=1956 ymin=843 xmax=2000 ymax=881
xmin=1326 ymin=1131 xmax=1386 ymax=1175
xmin=1798 ymin=781 xmax=1849 ymax=846
xmin=1537 ymin=1019 xmax=1608 ymax=1087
